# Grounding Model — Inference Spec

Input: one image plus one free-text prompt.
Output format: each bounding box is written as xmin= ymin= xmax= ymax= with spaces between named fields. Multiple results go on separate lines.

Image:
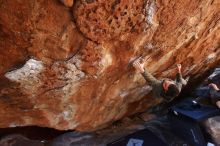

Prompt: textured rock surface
xmin=0 ymin=0 xmax=220 ymax=131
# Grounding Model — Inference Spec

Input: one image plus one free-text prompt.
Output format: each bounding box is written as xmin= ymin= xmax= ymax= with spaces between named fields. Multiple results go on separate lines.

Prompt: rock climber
xmin=195 ymin=83 xmax=220 ymax=108
xmin=208 ymin=83 xmax=220 ymax=108
xmin=133 ymin=58 xmax=188 ymax=102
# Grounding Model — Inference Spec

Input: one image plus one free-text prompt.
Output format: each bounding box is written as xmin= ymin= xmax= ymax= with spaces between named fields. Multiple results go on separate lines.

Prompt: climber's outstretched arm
xmin=133 ymin=58 xmax=160 ymax=85
xmin=176 ymin=64 xmax=188 ymax=86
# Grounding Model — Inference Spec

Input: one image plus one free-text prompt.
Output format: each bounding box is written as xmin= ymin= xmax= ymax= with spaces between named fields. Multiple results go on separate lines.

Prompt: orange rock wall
xmin=0 ymin=0 xmax=220 ymax=131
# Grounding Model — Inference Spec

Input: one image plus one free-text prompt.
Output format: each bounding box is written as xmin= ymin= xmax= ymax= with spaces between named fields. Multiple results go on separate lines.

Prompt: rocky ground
xmin=0 ymin=115 xmax=188 ymax=146
xmin=1 ymin=0 xmax=220 ymax=131
xmin=0 ymin=113 xmax=219 ymax=146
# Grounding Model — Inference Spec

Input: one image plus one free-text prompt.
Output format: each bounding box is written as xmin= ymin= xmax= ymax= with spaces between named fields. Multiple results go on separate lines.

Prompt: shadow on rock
xmin=48 ymin=132 xmax=95 ymax=146
xmin=0 ymin=134 xmax=44 ymax=146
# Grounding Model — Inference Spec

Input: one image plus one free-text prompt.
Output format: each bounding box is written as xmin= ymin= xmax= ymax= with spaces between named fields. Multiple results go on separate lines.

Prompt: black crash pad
xmin=108 ymin=128 xmax=167 ymax=146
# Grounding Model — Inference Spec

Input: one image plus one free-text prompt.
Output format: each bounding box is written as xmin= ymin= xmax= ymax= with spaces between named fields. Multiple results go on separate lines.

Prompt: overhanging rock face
xmin=0 ymin=0 xmax=220 ymax=131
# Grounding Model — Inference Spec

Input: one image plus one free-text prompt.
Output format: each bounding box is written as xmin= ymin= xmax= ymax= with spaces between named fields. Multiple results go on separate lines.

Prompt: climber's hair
xmin=165 ymin=84 xmax=180 ymax=97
